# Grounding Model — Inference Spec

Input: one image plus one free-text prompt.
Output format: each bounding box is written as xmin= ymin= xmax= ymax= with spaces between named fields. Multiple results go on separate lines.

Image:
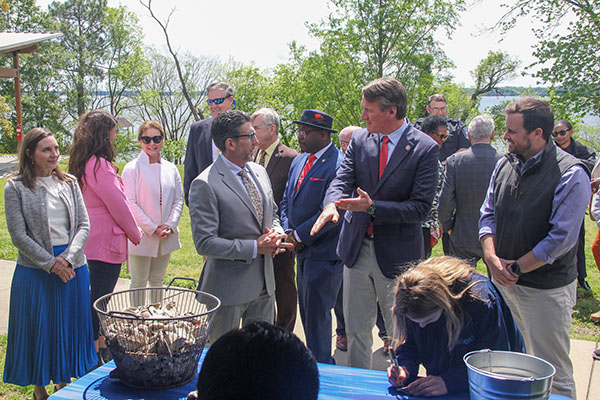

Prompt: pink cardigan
xmin=81 ymin=156 xmax=142 ymax=264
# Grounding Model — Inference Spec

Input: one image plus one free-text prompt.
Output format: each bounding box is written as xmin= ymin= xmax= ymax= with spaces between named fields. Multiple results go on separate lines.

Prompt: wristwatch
xmin=510 ymin=261 xmax=523 ymax=276
xmin=366 ymin=202 xmax=376 ymax=216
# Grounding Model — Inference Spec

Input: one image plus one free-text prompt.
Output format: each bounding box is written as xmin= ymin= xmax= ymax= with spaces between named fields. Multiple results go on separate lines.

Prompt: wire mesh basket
xmin=93 ymin=277 xmax=220 ymax=389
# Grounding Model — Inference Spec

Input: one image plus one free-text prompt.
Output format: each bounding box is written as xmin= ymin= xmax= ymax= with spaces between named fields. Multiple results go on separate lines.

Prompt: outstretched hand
xmin=311 ymin=203 xmax=339 ymax=236
xmin=335 ymin=188 xmax=372 ymax=213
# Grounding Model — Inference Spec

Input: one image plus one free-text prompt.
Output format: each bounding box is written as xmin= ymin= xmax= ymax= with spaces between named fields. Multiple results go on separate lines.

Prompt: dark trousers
xmin=273 ymin=251 xmax=297 ymax=331
xmin=577 ymin=222 xmax=587 ymax=282
xmin=297 ymin=256 xmax=343 ymax=364
xmin=422 ymin=227 xmax=432 ymax=258
xmin=88 ymin=260 xmax=122 ymax=340
xmin=335 ymin=280 xmax=387 ymax=338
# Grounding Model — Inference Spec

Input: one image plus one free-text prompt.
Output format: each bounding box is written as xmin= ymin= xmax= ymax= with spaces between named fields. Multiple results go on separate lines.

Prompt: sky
xmin=38 ymin=0 xmax=544 ymax=87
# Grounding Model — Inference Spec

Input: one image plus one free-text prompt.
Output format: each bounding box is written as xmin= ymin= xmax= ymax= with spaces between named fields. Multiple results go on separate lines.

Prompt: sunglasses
xmin=140 ymin=136 xmax=163 ymax=144
xmin=231 ymin=131 xmax=256 ymax=140
xmin=438 ymin=133 xmax=448 ymax=140
xmin=552 ymin=129 xmax=569 ymax=137
xmin=207 ymin=95 xmax=232 ymax=106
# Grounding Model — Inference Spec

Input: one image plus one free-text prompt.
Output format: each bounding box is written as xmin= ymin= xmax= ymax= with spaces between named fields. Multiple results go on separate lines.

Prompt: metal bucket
xmin=464 ymin=349 xmax=555 ymax=400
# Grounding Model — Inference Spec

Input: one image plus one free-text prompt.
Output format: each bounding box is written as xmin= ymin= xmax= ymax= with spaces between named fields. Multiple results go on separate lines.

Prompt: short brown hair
xmin=137 ymin=120 xmax=165 ymax=140
xmin=362 ymin=77 xmax=407 ymax=120
xmin=504 ymin=97 xmax=554 ymax=141
xmin=427 ymin=93 xmax=446 ymax=105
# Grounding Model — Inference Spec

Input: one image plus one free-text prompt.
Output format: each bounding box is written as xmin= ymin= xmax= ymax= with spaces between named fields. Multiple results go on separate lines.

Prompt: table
xmin=48 ymin=350 xmax=570 ymax=400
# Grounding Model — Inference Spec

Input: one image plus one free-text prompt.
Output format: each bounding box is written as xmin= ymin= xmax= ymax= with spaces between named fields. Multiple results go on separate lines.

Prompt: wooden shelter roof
xmin=0 ymin=32 xmax=62 ymax=55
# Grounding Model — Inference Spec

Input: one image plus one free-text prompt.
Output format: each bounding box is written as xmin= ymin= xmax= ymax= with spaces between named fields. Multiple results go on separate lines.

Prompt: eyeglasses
xmin=231 ymin=131 xmax=256 ymax=140
xmin=207 ymin=95 xmax=232 ymax=106
xmin=438 ymin=133 xmax=448 ymax=140
xmin=140 ymin=136 xmax=163 ymax=144
xmin=552 ymin=129 xmax=569 ymax=137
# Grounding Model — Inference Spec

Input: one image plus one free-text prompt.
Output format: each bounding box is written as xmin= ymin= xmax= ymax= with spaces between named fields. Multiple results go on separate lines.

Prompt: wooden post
xmin=13 ymin=51 xmax=22 ymax=154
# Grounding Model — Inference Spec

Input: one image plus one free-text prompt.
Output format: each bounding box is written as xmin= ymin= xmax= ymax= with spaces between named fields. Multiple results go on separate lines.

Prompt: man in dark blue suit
xmin=312 ymin=78 xmax=439 ymax=369
xmin=280 ymin=109 xmax=344 ymax=364
xmin=183 ymin=82 xmax=235 ymax=204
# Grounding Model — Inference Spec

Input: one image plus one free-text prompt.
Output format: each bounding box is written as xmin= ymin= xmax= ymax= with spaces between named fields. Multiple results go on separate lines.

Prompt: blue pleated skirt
xmin=3 ymin=245 xmax=98 ymax=386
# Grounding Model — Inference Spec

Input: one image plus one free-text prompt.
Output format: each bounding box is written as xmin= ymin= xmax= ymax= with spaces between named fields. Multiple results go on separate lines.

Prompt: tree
xmin=272 ymin=0 xmax=466 ymax=131
xmin=492 ymin=0 xmax=600 ymax=117
xmin=470 ymin=51 xmax=519 ymax=101
xmin=131 ymin=47 xmax=220 ymax=162
xmin=139 ymin=0 xmax=204 ymax=121
xmin=97 ymin=5 xmax=150 ymax=118
xmin=0 ymin=0 xmax=69 ymax=151
xmin=48 ymin=0 xmax=110 ymax=119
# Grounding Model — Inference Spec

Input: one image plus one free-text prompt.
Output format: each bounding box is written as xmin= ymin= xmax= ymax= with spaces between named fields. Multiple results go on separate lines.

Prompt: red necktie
xmin=367 ymin=136 xmax=391 ymax=236
xmin=379 ymin=136 xmax=390 ymax=179
xmin=296 ymin=154 xmax=317 ymax=191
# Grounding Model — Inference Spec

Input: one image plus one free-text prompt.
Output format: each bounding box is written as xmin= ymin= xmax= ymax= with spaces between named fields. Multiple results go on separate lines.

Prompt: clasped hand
xmin=51 ymin=256 xmax=75 ymax=283
xmin=257 ymin=228 xmax=293 ymax=256
xmin=155 ymin=224 xmax=173 ymax=239
xmin=310 ymin=188 xmax=372 ymax=235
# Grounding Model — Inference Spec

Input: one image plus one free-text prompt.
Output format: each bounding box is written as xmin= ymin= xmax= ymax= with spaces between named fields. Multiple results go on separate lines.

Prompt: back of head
xmin=362 ymin=77 xmax=407 ymax=120
xmin=68 ymin=109 xmax=118 ymax=185
xmin=468 ymin=114 xmax=495 ymax=142
xmin=420 ymin=114 xmax=447 ymax=136
xmin=196 ymin=321 xmax=319 ymax=400
xmin=504 ymin=97 xmax=554 ymax=141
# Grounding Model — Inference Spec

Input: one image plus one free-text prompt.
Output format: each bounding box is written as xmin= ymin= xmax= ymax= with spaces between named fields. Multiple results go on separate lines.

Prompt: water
xmin=480 ymin=95 xmax=600 ymax=126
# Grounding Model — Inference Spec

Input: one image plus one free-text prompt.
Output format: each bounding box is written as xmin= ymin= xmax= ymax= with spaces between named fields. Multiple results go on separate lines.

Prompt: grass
xmin=1 ymin=161 xmax=599 ymax=397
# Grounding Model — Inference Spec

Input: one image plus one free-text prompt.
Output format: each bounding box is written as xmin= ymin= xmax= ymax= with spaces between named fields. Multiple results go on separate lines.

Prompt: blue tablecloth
xmin=48 ymin=349 xmax=570 ymax=400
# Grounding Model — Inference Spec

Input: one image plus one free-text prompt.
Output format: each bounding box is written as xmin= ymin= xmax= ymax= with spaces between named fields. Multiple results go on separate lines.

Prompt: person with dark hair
xmin=4 ymin=128 xmax=97 ymax=399
xmin=189 ymin=110 xmax=292 ymax=343
xmin=69 ymin=110 xmax=142 ymax=366
xmin=419 ymin=114 xmax=448 ymax=258
xmin=122 ymin=121 xmax=184 ymax=305
xmin=184 ymin=81 xmax=236 ymax=204
xmin=413 ymin=93 xmax=470 ymax=162
xmin=312 ymin=77 xmax=439 ymax=369
xmin=553 ymin=119 xmax=596 ymax=291
xmin=387 ymin=257 xmax=524 ymax=397
xmin=280 ymin=109 xmax=344 ymax=364
xmin=194 ymin=321 xmax=319 ymax=400
xmin=479 ymin=97 xmax=590 ymax=399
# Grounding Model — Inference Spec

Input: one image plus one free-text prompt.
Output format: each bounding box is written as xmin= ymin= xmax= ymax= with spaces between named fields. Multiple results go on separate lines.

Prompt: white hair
xmin=251 ymin=108 xmax=280 ymax=130
xmin=468 ymin=114 xmax=494 ymax=141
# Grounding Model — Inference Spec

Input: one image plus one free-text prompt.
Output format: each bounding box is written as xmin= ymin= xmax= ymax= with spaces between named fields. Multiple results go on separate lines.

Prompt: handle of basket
xmin=166 ymin=276 xmax=198 ymax=289
xmin=107 ymin=310 xmax=141 ymax=319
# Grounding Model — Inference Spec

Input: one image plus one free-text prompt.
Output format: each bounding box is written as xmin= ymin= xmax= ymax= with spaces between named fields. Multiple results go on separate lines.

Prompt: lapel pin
xmin=405 ymin=145 xmax=411 ymax=151
xmin=321 ymin=159 xmax=325 ymax=163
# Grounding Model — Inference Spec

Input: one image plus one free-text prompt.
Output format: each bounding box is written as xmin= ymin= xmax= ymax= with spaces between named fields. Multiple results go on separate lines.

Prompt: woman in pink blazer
xmin=69 ymin=110 xmax=142 ymax=367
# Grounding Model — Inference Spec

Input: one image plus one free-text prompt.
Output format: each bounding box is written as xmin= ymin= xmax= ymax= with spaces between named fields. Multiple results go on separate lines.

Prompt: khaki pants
xmin=128 ymin=252 xmax=171 ymax=306
xmin=209 ymin=289 xmax=274 ymax=344
xmin=343 ymin=238 xmax=395 ymax=369
xmin=496 ymin=280 xmax=577 ymax=400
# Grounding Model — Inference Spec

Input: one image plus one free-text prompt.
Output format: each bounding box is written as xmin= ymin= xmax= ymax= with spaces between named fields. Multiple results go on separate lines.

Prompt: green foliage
xmin=161 ymin=137 xmax=187 ymax=165
xmin=470 ymin=51 xmax=519 ymax=105
xmin=132 ymin=47 xmax=220 ymax=142
xmin=496 ymin=0 xmax=600 ymax=117
xmin=0 ymin=96 xmax=13 ymax=152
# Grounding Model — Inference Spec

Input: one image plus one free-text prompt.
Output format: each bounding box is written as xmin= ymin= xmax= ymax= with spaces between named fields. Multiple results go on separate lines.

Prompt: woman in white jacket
xmin=122 ymin=121 xmax=184 ymax=305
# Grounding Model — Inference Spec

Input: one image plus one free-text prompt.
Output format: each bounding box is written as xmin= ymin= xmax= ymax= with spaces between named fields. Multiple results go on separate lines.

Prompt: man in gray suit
xmin=189 ymin=110 xmax=291 ymax=343
xmin=438 ymin=114 xmax=501 ymax=265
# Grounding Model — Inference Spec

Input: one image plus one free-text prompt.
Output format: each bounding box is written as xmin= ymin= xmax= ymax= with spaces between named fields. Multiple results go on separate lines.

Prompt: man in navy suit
xmin=312 ymin=78 xmax=439 ymax=369
xmin=280 ymin=110 xmax=344 ymax=364
xmin=184 ymin=81 xmax=235 ymax=204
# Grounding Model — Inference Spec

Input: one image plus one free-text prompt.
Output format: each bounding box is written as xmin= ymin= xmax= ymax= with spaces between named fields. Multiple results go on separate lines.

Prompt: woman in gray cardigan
xmin=3 ymin=128 xmax=97 ymax=400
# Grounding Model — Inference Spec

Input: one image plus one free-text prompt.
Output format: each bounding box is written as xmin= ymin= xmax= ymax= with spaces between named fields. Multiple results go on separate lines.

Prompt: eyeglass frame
xmin=230 ymin=131 xmax=256 ymax=140
xmin=296 ymin=127 xmax=322 ymax=136
xmin=140 ymin=135 xmax=164 ymax=144
xmin=207 ymin=95 xmax=233 ymax=106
